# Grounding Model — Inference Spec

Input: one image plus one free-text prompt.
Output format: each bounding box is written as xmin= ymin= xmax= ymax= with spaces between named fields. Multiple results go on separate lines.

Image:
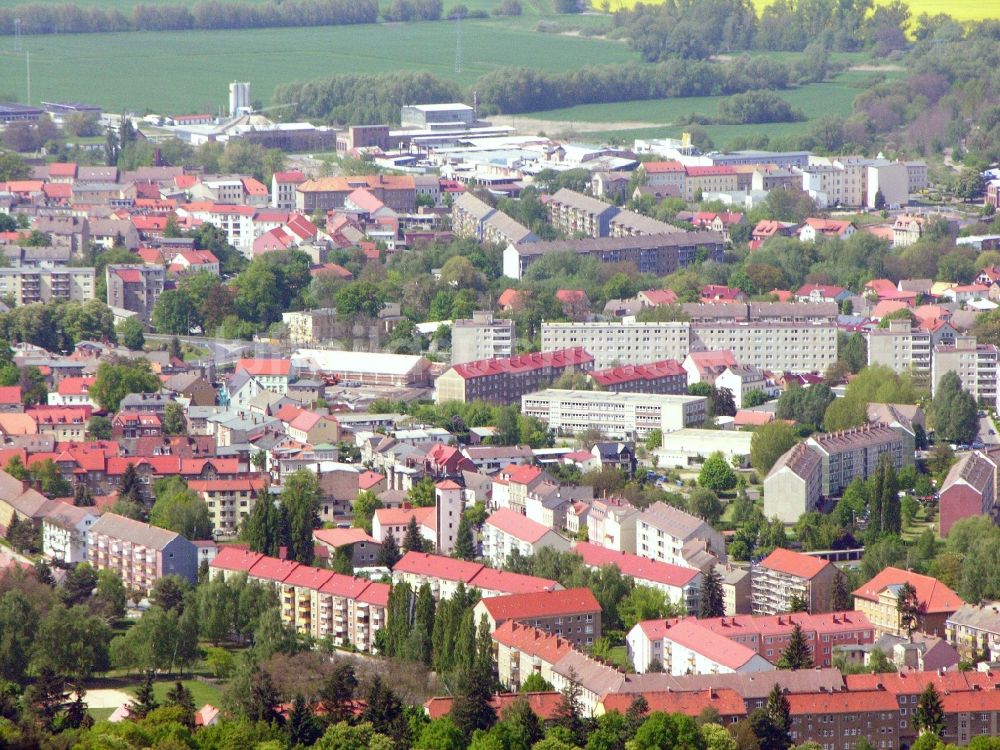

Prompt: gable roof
xmin=758 ymin=547 xmax=832 ymax=581
xmin=479 ymin=587 xmax=600 ymax=622
xmin=485 ymin=508 xmax=555 ymax=545
xmin=853 ymin=566 xmax=962 ymax=613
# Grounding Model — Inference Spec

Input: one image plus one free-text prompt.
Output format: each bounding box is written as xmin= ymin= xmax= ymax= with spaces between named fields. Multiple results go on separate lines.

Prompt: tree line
xmin=273 ymin=56 xmax=802 ymax=123
xmin=0 ymin=0 xmax=377 ymax=35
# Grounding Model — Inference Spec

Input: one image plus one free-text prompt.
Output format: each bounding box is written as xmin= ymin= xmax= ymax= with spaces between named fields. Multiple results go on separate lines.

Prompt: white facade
xmin=715 ymin=366 xmax=766 ymax=409
xmin=42 ymin=504 xmax=98 ymax=564
xmin=435 ymin=484 xmax=465 ymax=555
xmin=541 ymin=321 xmax=691 ymax=369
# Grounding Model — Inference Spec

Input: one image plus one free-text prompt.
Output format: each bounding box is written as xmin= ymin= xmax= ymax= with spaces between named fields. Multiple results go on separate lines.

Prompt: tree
xmin=88 ymin=415 xmax=113 ymax=440
xmin=283 ymin=469 xmax=322 ymax=564
xmin=150 ymin=476 xmax=212 ymax=540
xmin=403 ymin=514 xmax=424 ymax=553
xmin=128 ymin=671 xmax=160 ymax=720
xmin=62 ymin=563 xmax=98 ymax=606
xmin=748 ymin=708 xmax=790 ymax=750
xmin=29 ymin=458 xmax=70 ymax=498
xmin=163 ymin=401 xmax=186 ymax=435
xmin=698 ymin=452 xmax=737 ymax=492
xmin=117 ymin=317 xmax=145 ymax=350
xmin=246 ymin=664 xmax=284 ymax=725
xmin=618 ymin=585 xmax=675 ymax=631
xmin=288 ymin=693 xmax=322 ymax=747
xmin=90 ymin=358 xmax=162 ymax=412
xmin=33 ymin=604 xmax=111 ymax=684
xmin=831 ymin=570 xmax=851 ymax=612
xmin=699 ymin=567 xmax=724 ymax=619
xmin=520 ymin=673 xmax=554 ymax=693
xmin=378 ymin=529 xmax=401 ymax=568
xmin=453 ymin=512 xmax=475 ymax=561
xmin=932 ymin=371 xmax=978 ymax=444
xmin=688 ymin=487 xmax=723 ymax=525
xmin=750 ymin=422 xmax=799 ymax=474
xmin=242 ymin=489 xmax=280 ymax=557
xmin=165 ymin=681 xmax=196 ymax=727
xmin=645 ymin=429 xmax=663 ymax=450
xmin=352 ymin=490 xmax=383 ymax=535
xmin=361 ymin=675 xmax=407 ymax=742
xmin=765 ymin=683 xmax=790 ymax=734
xmin=776 ymin=623 xmax=812 ymax=670
xmin=896 ymin=580 xmax=921 ymax=636
xmin=74 ymin=483 xmax=94 ymax=507
xmin=93 ymin=568 xmax=127 ymax=623
xmin=551 ymin=667 xmax=585 ymax=744
xmin=913 ymin=682 xmax=945 ymax=737
xmin=416 ymin=717 xmax=465 ymax=750
xmin=319 ymin=661 xmax=359 ymax=725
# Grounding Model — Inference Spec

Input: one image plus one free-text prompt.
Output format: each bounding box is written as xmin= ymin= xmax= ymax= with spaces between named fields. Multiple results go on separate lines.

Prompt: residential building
xmin=435 ymin=348 xmax=594 ymax=405
xmin=41 ymin=501 xmax=97 ymax=564
xmin=521 ymin=389 xmax=707 ymax=440
xmin=451 ymin=193 xmax=537 ymax=245
xmin=714 ymin=365 xmax=767 ymax=408
xmin=473 ymin=588 xmax=602 ymax=648
xmin=764 ymin=424 xmax=909 ymax=523
xmin=932 ymin=336 xmax=999 ymax=410
xmin=939 ymin=450 xmax=998 ymax=537
xmin=689 ymin=320 xmax=838 ymax=374
xmin=492 ymin=620 xmax=575 ymax=691
xmin=541 ymin=321 xmax=691 ymax=369
xmin=451 ymin=311 xmax=515 ymax=365
xmin=372 ymin=506 xmax=436 ymax=549
xmin=270 ymin=170 xmax=306 ymax=210
xmin=236 ymin=358 xmax=293 ymax=395
xmin=574 ymin=541 xmax=701 ymax=613
xmin=188 ymin=477 xmax=267 ymax=537
xmin=296 ymin=175 xmax=416 ymax=213
xmin=585 ymin=499 xmax=640 ymax=553
xmin=87 ymin=512 xmax=198 ymax=592
xmin=281 ymin=309 xmax=337 ymax=345
xmin=481 ymin=508 xmax=571 ymax=567
xmin=752 ymin=548 xmax=838 ymax=615
xmin=106 ymin=265 xmax=164 ymax=324
xmin=0 ymin=266 xmax=95 ymax=306
xmin=504 ymin=233 xmax=724 ymax=280
xmin=718 ymin=564 xmax=752 ymax=616
xmin=635 ymin=501 xmax=727 ymax=568
xmin=434 ymin=480 xmax=465 ymax=555
xmin=313 ymin=527 xmax=383 ymax=568
xmin=588 ymin=360 xmax=687 ymax=394
xmin=866 ymin=318 xmax=939 ymax=383
xmin=853 ymin=567 xmax=963 ymax=637
xmin=392 ymin=551 xmax=560 ymax=601
xmin=546 ymin=188 xmax=618 ymax=238
xmin=946 ymin=603 xmax=1000 ymax=662
xmin=628 ymin=618 xmax=774 ymax=676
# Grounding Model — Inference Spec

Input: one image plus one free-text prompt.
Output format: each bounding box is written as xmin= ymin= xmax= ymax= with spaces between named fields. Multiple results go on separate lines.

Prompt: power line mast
xmin=13 ymin=18 xmax=21 ymax=52
xmin=454 ymin=17 xmax=462 ymax=74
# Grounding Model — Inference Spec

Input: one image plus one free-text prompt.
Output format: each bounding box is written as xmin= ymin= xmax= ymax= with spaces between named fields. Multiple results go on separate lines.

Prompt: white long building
xmin=521 ymin=389 xmax=707 ymax=439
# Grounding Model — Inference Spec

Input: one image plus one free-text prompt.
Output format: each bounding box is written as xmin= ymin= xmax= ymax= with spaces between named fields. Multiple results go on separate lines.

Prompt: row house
xmin=87 ymin=512 xmax=198 ymax=593
xmin=473 ymin=588 xmax=602 ymax=649
xmin=392 ymin=550 xmax=560 ymax=601
xmin=28 ymin=406 xmax=91 ymax=441
xmin=546 ymin=188 xmax=618 ymax=238
xmin=451 ymin=193 xmax=537 ymax=245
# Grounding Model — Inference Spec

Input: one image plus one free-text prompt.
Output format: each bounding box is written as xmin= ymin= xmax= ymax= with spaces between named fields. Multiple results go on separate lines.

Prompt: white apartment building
xmin=932 ymin=336 xmax=1000 ymax=409
xmin=0 ymin=267 xmax=95 ymax=305
xmin=635 ymin=501 xmax=728 ymax=568
xmin=690 ymin=322 xmax=837 ymax=374
xmin=715 ymin=365 xmax=767 ymax=409
xmin=481 ymin=508 xmax=571 ymax=567
xmin=521 ymin=389 xmax=707 ymax=440
xmin=540 ymin=321 xmax=691 ymax=369
xmin=41 ymin=501 xmax=98 ymax=564
xmin=586 ymin=498 xmax=639 ymax=553
xmin=451 ymin=311 xmax=515 ymax=365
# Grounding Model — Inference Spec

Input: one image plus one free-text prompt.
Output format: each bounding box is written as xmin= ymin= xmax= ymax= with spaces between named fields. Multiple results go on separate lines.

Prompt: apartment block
xmin=635 ymin=501 xmax=727 ymax=568
xmin=271 ymin=170 xmax=306 ymax=210
xmin=451 ymin=193 xmax=537 ymax=245
xmin=435 ymin=348 xmax=594 ymax=405
xmin=939 ymin=450 xmax=1000 ymax=537
xmin=690 ymin=321 xmax=838 ymax=374
xmin=106 ymin=264 xmax=164 ymax=324
xmin=521 ymin=389 xmax=707 ymax=440
xmin=585 ymin=498 xmax=640 ymax=553
xmin=854 ymin=567 xmax=962 ymax=637
xmin=932 ymin=336 xmax=999 ymax=409
xmin=682 ymin=166 xmax=739 ymax=200
xmin=946 ymin=603 xmax=1000 ymax=662
xmin=0 ymin=266 xmax=95 ymax=306
xmin=41 ymin=501 xmax=97 ymax=564
xmin=751 ymin=548 xmax=838 ymax=615
xmin=451 ymin=311 xmax=515 ymax=365
xmin=504 ymin=233 xmax=724 ymax=280
xmin=541 ymin=321 xmax=691 ymax=369
xmin=546 ymin=188 xmax=618 ymax=238
xmin=866 ymin=319 xmax=935 ymax=382
xmin=474 ymin=588 xmax=601 ymax=649
xmin=481 ymin=508 xmax=572 ymax=568
xmin=392 ymin=550 xmax=560 ymax=601
xmin=574 ymin=541 xmax=701 ymax=613
xmin=296 ymin=174 xmax=416 ymax=213
xmin=588 ymin=360 xmax=687 ymax=394
xmin=188 ymin=477 xmax=267 ymax=537
xmin=87 ymin=512 xmax=198 ymax=593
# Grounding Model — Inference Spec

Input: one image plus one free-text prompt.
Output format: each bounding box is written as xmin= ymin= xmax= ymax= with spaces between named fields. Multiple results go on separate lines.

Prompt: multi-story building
xmin=521 ymin=389 xmax=707 ymax=440
xmin=270 ymin=170 xmax=306 ymax=210
xmin=866 ymin=318 xmax=948 ymax=383
xmin=574 ymin=541 xmax=701 ymax=613
xmin=492 ymin=620 xmax=575 ymax=691
xmin=630 ymin=617 xmax=773 ymax=676
xmin=854 ymin=567 xmax=963 ymax=638
xmin=474 ymin=588 xmax=601 ymax=649
xmin=296 ymin=175 xmax=416 ymax=213
xmin=585 ymin=498 xmax=639 ymax=553
xmin=946 ymin=603 xmax=1000 ymax=662
xmin=106 ymin=265 xmax=164 ymax=324
xmin=690 ymin=321 xmax=837 ymax=374
xmin=0 ymin=266 xmax=95 ymax=306
xmin=933 ymin=336 xmax=1000 ymax=409
xmin=451 ymin=193 xmax=537 ymax=246
xmin=451 ymin=311 xmax=515 ymax=365
xmin=41 ymin=501 xmax=97 ymax=564
xmin=751 ymin=548 xmax=838 ymax=615
xmin=682 ymin=166 xmax=739 ymax=200
xmin=541 ymin=321 xmax=690 ymax=369
xmin=87 ymin=512 xmax=198 ymax=592
xmin=939 ymin=450 xmax=999 ymax=537
xmin=764 ymin=424 xmax=909 ymax=522
xmin=546 ymin=188 xmax=618 ymax=238
xmin=236 ymin=358 xmax=293 ymax=395
xmin=188 ymin=477 xmax=267 ymax=537
xmin=588 ymin=360 xmax=687 ymax=394
xmin=635 ymin=501 xmax=727 ymax=568
xmin=481 ymin=508 xmax=571 ymax=567
xmin=281 ymin=309 xmax=337 ymax=345
xmin=505 ymin=233 xmax=724 ymax=280
xmin=392 ymin=550 xmax=560 ymax=601
xmin=435 ymin=348 xmax=594 ymax=405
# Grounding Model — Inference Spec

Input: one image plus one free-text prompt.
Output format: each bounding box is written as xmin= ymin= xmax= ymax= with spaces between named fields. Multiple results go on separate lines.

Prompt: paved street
xmin=980 ymin=414 xmax=1000 ymax=445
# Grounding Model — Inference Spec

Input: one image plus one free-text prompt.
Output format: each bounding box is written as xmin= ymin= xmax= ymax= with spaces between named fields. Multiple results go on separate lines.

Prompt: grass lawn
xmin=0 ymin=18 xmax=637 ymax=113
xmin=89 ymin=707 xmax=115 ymax=722
xmin=606 ymin=645 xmax=631 ymax=671
xmin=149 ymin=678 xmax=223 ymax=708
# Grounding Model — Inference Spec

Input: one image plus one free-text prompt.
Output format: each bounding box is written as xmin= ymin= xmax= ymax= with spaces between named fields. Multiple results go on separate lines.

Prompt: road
xmin=144 ymin=334 xmax=283 ymax=367
xmin=979 ymin=414 xmax=1000 ymax=445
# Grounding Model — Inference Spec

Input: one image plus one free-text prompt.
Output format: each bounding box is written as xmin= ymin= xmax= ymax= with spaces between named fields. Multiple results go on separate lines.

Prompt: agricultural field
xmin=0 ymin=19 xmax=637 ymax=113
xmin=603 ymin=0 xmax=998 ymax=21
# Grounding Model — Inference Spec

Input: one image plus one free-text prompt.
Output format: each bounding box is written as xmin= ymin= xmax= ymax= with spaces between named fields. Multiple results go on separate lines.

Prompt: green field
xmin=0 ymin=19 xmax=637 ymax=113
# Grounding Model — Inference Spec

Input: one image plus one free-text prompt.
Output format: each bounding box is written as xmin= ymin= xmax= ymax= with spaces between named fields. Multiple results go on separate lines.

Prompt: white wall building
xmin=481 ymin=508 xmax=571 ymax=567
xmin=41 ymin=502 xmax=98 ymax=564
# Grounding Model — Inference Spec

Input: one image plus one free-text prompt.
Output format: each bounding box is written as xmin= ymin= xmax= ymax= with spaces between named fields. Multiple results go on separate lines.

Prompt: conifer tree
xmin=777 ymin=623 xmax=813 ymax=670
xmin=453 ymin=512 xmax=475 ymax=561
xmin=699 ymin=567 xmax=725 ymax=618
xmin=913 ymin=682 xmax=945 ymax=737
xmin=378 ymin=529 xmax=401 ymax=568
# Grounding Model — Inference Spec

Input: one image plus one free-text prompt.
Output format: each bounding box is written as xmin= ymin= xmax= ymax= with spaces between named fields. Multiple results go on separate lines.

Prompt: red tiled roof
xmin=788 ymin=690 xmax=898 ymax=714
xmin=451 ymin=348 xmax=593 ymax=380
xmin=852 ymin=566 xmax=963 ymax=613
xmin=643 ymin=161 xmax=685 ymax=174
xmin=210 ymin=546 xmax=264 ymax=572
xmin=758 ymin=548 xmax=832 ymax=581
xmin=572 ymin=542 xmax=699 ymax=588
xmin=590 ymin=360 xmax=684 ymax=387
xmin=0 ymin=386 xmax=21 ymax=405
xmin=491 ymin=620 xmax=574 ymax=663
xmin=283 ymin=564 xmax=334 ymax=590
xmin=485 ymin=508 xmax=554 ymax=545
xmin=639 ymin=289 xmax=678 ymax=305
xmin=114 ymin=268 xmax=142 ymax=283
xmin=796 ymin=283 xmax=847 ymax=298
xmin=187 ymin=478 xmax=266 ymax=493
xmin=357 ymin=581 xmax=389 ymax=607
xmin=237 ymin=358 xmax=292 ymax=377
xmin=685 ymin=166 xmax=736 ymax=176
xmin=601 ymin=688 xmax=746 ymax=717
xmin=435 ymin=479 xmax=461 ymax=490
xmin=314 ymin=527 xmax=377 ymax=548
xmin=48 ymin=162 xmax=77 ymax=177
xmin=374 ymin=506 xmax=435 ymax=529
xmin=425 ymin=692 xmax=563 ymax=721
xmin=248 ymin=556 xmax=300 ymax=582
xmin=358 ymin=471 xmax=384 ymax=490
xmin=480 ymin=587 xmax=599 ymax=622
